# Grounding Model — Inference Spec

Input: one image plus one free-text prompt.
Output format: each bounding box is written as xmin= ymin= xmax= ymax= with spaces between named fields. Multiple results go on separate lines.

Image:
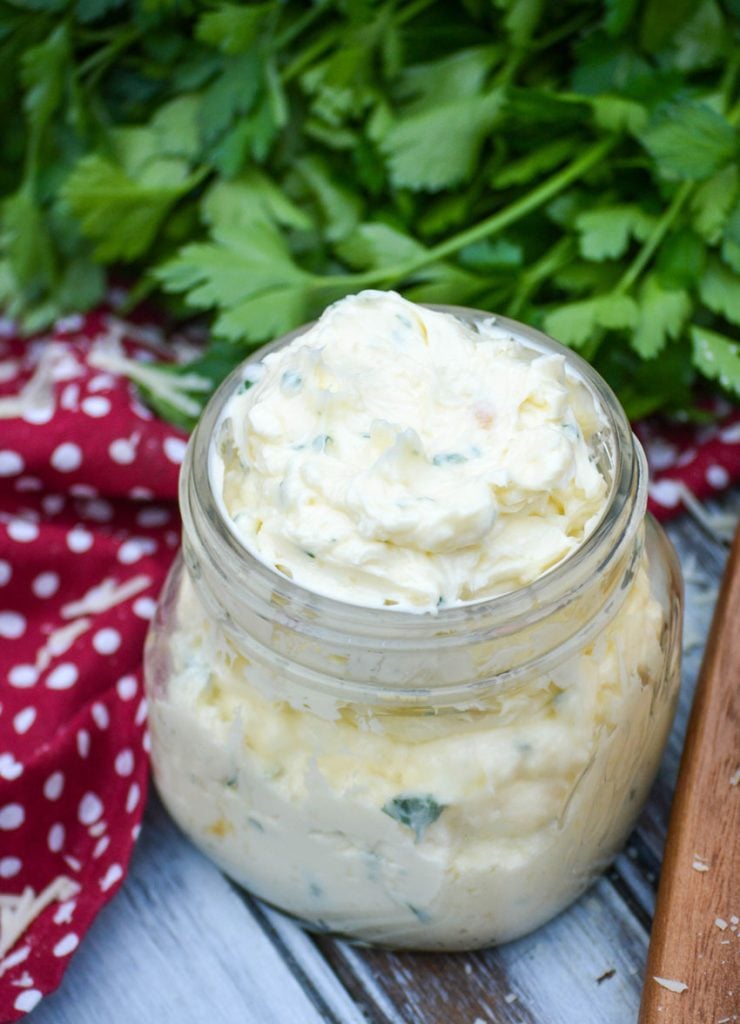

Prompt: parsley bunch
xmin=1 ymin=0 xmax=739 ymax=426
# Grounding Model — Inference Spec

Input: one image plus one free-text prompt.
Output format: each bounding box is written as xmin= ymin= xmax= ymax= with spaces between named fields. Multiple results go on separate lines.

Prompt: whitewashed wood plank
xmin=241 ymin=896 xmax=370 ymax=1024
xmin=321 ymin=870 xmax=649 ymax=1024
xmin=29 ymin=800 xmax=366 ymax=1024
xmin=493 ymin=877 xmax=647 ymax=1024
xmin=612 ymin=851 xmax=656 ymax=919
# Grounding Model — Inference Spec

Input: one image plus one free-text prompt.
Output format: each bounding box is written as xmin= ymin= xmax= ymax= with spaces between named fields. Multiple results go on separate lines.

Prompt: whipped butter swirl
xmin=217 ymin=290 xmax=608 ymax=610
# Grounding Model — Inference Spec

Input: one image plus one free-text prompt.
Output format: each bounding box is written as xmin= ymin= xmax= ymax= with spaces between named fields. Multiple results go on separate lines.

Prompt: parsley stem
xmin=616 ymin=181 xmax=693 ymax=294
xmin=319 ymin=135 xmax=617 ymax=291
xmin=77 ymin=24 xmax=141 ymax=80
xmin=275 ymin=0 xmax=331 ymax=48
xmin=507 ymin=237 xmax=575 ymax=318
xmin=397 ymin=0 xmax=438 ymax=24
xmin=282 ymin=27 xmax=340 ymax=82
xmin=417 ymin=137 xmax=617 ymax=266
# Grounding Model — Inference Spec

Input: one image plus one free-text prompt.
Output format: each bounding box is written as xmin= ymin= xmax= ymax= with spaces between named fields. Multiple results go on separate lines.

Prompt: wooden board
xmin=29 ymin=496 xmax=739 ymax=1024
xmin=639 ymin=525 xmax=740 ymax=1023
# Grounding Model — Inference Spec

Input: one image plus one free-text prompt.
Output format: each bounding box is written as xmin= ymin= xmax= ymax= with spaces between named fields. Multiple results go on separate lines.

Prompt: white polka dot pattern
xmin=0 ymin=804 xmax=25 ymax=830
xmin=0 ymin=450 xmax=24 ymax=476
xmin=133 ymin=596 xmax=157 ymax=620
xmin=99 ymin=863 xmax=123 ymax=892
xmin=43 ymin=772 xmax=65 ymax=801
xmin=46 ymin=664 xmax=79 ymax=690
xmin=81 ymin=396 xmax=111 ymax=418
xmin=114 ymin=749 xmax=134 ymax=777
xmin=91 ymin=702 xmax=110 ymax=729
xmin=118 ymin=537 xmax=157 ymax=564
xmin=0 ymin=754 xmax=23 ymax=781
xmin=116 ymin=676 xmax=137 ymax=701
xmin=108 ymin=437 xmax=137 ymax=464
xmin=0 ymin=856 xmax=22 ymax=878
xmin=50 ymin=443 xmax=83 ymax=473
xmin=14 ymin=990 xmax=42 ymax=1013
xmin=7 ymin=519 xmax=39 ymax=542
xmin=66 ymin=526 xmax=94 ymax=553
xmin=76 ymin=729 xmax=91 ymax=758
xmin=52 ymin=933 xmax=79 ymax=957
xmin=13 ymin=707 xmax=36 ymax=735
xmin=48 ymin=823 xmax=65 ymax=853
xmin=0 ymin=611 xmax=26 ymax=639
xmin=78 ymin=793 xmax=103 ymax=826
xmin=706 ymin=463 xmax=729 ymax=488
xmin=8 ymin=664 xmax=38 ymax=688
xmin=163 ymin=436 xmax=187 ymax=465
xmin=32 ymin=571 xmax=60 ymax=598
xmin=92 ymin=628 xmax=121 ymax=655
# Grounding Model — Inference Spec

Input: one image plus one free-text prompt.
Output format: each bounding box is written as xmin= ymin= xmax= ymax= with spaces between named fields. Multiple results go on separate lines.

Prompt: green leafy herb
xmin=0 ymin=0 xmax=738 ymax=418
xmin=382 ymin=794 xmax=445 ymax=843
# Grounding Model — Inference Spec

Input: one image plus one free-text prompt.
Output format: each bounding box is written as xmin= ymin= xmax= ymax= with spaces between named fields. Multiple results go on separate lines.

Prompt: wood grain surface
xmin=29 ymin=497 xmax=739 ymax=1024
xmin=639 ymin=525 xmax=740 ymax=1024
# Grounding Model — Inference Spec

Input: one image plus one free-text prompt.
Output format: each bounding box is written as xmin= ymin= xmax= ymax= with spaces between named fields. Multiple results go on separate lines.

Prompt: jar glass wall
xmin=144 ymin=308 xmax=683 ymax=951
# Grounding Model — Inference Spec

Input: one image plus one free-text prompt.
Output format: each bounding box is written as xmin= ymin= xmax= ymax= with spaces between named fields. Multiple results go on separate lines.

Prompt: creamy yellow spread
xmin=148 ymin=292 xmax=674 ymax=950
xmin=218 ymin=291 xmax=608 ymax=610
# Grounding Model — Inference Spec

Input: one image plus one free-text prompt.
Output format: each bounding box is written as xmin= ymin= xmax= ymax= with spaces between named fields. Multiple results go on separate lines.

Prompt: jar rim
xmin=181 ymin=304 xmax=647 ymax=643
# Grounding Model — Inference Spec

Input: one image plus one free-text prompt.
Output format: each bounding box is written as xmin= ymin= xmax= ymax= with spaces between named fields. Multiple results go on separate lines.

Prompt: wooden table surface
xmin=29 ymin=497 xmax=739 ymax=1024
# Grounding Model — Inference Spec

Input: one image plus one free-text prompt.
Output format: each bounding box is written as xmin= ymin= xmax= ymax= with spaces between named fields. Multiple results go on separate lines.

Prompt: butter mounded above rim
xmin=216 ymin=290 xmax=609 ymax=612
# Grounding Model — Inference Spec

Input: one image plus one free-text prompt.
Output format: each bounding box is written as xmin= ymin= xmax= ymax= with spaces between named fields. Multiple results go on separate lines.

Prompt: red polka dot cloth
xmin=0 ymin=306 xmax=737 ymax=1020
xmin=0 ymin=308 xmax=184 ymax=1020
xmin=638 ymin=404 xmax=740 ymax=519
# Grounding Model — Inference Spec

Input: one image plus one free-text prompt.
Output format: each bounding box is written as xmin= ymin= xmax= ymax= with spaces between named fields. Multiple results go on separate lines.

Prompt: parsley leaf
xmin=382 ymin=89 xmax=504 ymax=191
xmin=639 ymin=102 xmax=738 ymax=181
xmin=195 ymin=3 xmax=273 ymax=56
xmin=575 ymin=204 xmax=655 ymax=261
xmin=699 ymin=257 xmax=740 ymax=325
xmin=632 ymin=275 xmax=690 ymax=358
xmin=655 ymin=228 xmax=707 ymax=289
xmin=689 ymin=165 xmax=738 ymax=244
xmin=156 ymin=220 xmax=316 ymax=342
xmin=335 ymin=222 xmax=426 ymax=270
xmin=721 ymin=202 xmax=740 ymax=273
xmin=62 ymin=152 xmax=205 ymax=260
xmin=295 ymin=155 xmax=363 ymax=242
xmin=382 ymin=794 xmax=445 ymax=843
xmin=544 ymin=293 xmax=639 ymax=348
xmin=690 ymin=325 xmax=740 ymax=398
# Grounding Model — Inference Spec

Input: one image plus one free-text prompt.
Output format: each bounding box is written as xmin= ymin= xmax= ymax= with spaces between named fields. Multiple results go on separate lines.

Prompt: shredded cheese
xmin=676 ymin=482 xmax=737 ymax=544
xmin=0 ymin=344 xmax=59 ymax=420
xmin=34 ymin=618 xmax=91 ymax=672
xmin=89 ymin=322 xmax=210 ymax=417
xmin=0 ymin=877 xmax=80 ymax=959
xmin=653 ymin=977 xmax=688 ymax=994
xmin=61 ymin=574 xmax=150 ymax=619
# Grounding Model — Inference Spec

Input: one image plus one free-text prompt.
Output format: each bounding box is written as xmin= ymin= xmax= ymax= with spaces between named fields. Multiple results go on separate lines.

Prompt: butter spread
xmin=149 ymin=552 xmax=671 ymax=949
xmin=217 ymin=291 xmax=608 ymax=610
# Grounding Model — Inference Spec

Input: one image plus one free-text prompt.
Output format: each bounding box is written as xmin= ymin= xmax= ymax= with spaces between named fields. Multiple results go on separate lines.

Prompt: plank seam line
xmin=228 ymin=882 xmax=352 ymax=1024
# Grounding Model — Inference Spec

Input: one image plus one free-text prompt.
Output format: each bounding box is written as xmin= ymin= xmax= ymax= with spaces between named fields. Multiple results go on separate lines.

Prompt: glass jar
xmin=144 ymin=307 xmax=682 ymax=952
